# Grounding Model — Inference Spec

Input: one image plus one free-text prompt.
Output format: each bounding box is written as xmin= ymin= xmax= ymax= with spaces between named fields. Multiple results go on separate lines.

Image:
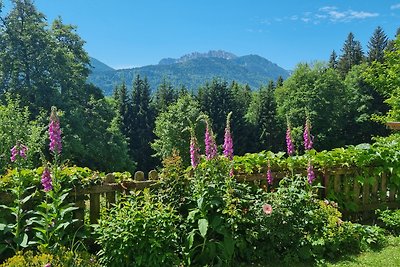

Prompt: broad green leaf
xmin=198 ymin=218 xmax=208 ymax=238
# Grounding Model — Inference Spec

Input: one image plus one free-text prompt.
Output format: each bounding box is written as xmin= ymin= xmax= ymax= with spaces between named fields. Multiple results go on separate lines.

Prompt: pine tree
xmin=367 ymin=26 xmax=388 ymax=63
xmin=276 ymin=76 xmax=284 ymax=87
xmin=329 ymin=50 xmax=338 ymax=69
xmin=129 ymin=75 xmax=157 ymax=172
xmin=151 ymin=78 xmax=177 ymax=114
xmin=338 ymin=32 xmax=364 ymax=75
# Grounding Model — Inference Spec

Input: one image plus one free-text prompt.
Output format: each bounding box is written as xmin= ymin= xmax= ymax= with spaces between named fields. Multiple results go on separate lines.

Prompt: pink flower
xmin=41 ymin=166 xmax=53 ymax=192
xmin=205 ymin=121 xmax=217 ymax=160
xmin=307 ymin=160 xmax=315 ymax=184
xmin=223 ymin=112 xmax=234 ymax=160
xmin=303 ymin=117 xmax=313 ymax=150
xmin=190 ymin=132 xmax=200 ymax=168
xmin=262 ymin=204 xmax=273 ymax=215
xmin=266 ymin=160 xmax=273 ymax=185
xmin=10 ymin=143 xmax=28 ymax=162
xmin=44 ymin=263 xmax=51 ymax=267
xmin=49 ymin=107 xmax=62 ymax=155
xmin=286 ymin=124 xmax=294 ymax=156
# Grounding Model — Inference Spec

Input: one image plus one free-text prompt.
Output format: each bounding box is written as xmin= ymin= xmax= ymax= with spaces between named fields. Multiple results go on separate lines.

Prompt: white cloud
xmin=391 ymin=3 xmax=400 ymax=10
xmin=318 ymin=6 xmax=378 ymax=22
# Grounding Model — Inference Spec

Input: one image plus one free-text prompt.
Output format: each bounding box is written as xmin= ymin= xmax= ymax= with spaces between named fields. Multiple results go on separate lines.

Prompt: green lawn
xmin=245 ymin=236 xmax=400 ymax=267
xmin=325 ymin=236 xmax=400 ymax=267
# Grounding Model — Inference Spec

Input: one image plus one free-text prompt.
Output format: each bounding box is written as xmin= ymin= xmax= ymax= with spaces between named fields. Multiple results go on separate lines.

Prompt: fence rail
xmin=71 ymin=167 xmax=399 ymax=225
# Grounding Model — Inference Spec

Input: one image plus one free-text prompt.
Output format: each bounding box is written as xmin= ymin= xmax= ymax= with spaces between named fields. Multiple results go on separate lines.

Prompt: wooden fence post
xmin=104 ymin=173 xmax=116 ymax=209
xmin=90 ymin=192 xmax=101 ymax=224
xmin=134 ymin=171 xmax=145 ymax=181
xmin=148 ymin=170 xmax=158 ymax=180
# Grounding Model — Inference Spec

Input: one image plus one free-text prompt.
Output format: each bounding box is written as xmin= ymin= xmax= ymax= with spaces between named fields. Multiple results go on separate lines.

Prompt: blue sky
xmin=4 ymin=1 xmax=400 ymax=70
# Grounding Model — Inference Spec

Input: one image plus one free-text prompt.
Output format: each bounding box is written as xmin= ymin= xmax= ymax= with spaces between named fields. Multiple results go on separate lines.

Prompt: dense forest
xmin=0 ymin=0 xmax=399 ymax=173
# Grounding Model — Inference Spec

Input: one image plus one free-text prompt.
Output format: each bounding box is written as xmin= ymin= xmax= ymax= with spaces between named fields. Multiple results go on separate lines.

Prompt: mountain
xmin=89 ymin=57 xmax=115 ymax=72
xmin=88 ymin=51 xmax=290 ymax=96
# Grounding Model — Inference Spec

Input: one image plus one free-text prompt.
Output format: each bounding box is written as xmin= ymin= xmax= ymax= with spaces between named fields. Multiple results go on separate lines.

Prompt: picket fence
xmin=72 ymin=167 xmax=399 ymax=225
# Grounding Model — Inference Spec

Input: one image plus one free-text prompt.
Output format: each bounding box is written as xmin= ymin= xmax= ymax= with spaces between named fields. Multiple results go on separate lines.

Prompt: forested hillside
xmin=88 ymin=52 xmax=290 ymax=95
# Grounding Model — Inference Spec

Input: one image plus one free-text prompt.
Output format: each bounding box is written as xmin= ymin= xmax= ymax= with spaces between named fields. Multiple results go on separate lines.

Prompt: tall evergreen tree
xmin=367 ymin=26 xmax=388 ymax=63
xmin=151 ymin=78 xmax=177 ymax=114
xmin=246 ymin=81 xmax=283 ymax=152
xmin=329 ymin=50 xmax=338 ymax=69
xmin=338 ymin=32 xmax=364 ymax=75
xmin=129 ymin=75 xmax=157 ymax=172
xmin=276 ymin=76 xmax=284 ymax=87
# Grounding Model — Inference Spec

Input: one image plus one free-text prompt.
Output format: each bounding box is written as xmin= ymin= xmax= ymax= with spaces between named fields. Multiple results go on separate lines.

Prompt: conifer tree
xmin=151 ymin=78 xmax=177 ymax=114
xmin=338 ymin=32 xmax=364 ymax=75
xmin=129 ymin=75 xmax=156 ymax=172
xmin=367 ymin=26 xmax=388 ymax=63
xmin=329 ymin=50 xmax=338 ymax=69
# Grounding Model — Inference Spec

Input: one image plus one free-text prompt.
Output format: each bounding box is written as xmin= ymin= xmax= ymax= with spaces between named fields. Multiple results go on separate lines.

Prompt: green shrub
xmin=184 ymin=156 xmax=261 ymax=266
xmin=94 ymin=188 xmax=181 ymax=267
xmin=377 ymin=209 xmax=400 ymax=235
xmin=0 ymin=248 xmax=99 ymax=267
xmin=256 ymin=176 xmax=386 ymax=264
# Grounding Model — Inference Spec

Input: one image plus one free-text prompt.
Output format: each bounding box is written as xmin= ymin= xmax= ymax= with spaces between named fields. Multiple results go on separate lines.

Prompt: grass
xmin=325 ymin=236 xmax=400 ymax=267
xmin=243 ymin=236 xmax=400 ymax=267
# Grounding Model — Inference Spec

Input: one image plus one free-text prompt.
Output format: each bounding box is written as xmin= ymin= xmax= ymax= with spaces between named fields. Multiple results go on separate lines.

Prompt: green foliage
xmin=377 ymin=209 xmax=400 ymax=235
xmin=94 ymin=189 xmax=181 ymax=267
xmin=246 ymin=81 xmax=284 ymax=152
xmin=0 ymin=249 xmax=99 ymax=267
xmin=0 ymin=95 xmax=46 ymax=173
xmin=185 ymin=156 xmax=260 ymax=266
xmin=233 ymin=134 xmax=400 ymax=211
xmin=256 ymin=176 xmax=386 ymax=264
xmin=152 ymin=94 xmax=203 ymax=166
xmin=275 ymin=63 xmax=348 ymax=151
xmin=338 ymin=32 xmax=364 ymax=75
xmin=365 ymin=35 xmax=400 ymax=122
xmin=367 ymin=26 xmax=388 ymax=64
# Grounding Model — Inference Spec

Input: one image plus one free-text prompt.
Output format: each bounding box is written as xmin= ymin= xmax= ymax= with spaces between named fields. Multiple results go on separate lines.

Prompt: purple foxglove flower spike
xmin=307 ymin=160 xmax=315 ymax=184
xmin=303 ymin=116 xmax=313 ymax=150
xmin=267 ymin=160 xmax=273 ymax=185
xmin=205 ymin=120 xmax=217 ymax=160
xmin=286 ymin=125 xmax=294 ymax=156
xmin=223 ymin=112 xmax=234 ymax=160
xmin=49 ymin=107 xmax=62 ymax=155
xmin=190 ymin=132 xmax=200 ymax=168
xmin=41 ymin=166 xmax=53 ymax=192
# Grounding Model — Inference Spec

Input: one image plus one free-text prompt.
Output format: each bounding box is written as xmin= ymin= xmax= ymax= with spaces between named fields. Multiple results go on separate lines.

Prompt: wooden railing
xmin=72 ymin=167 xmax=400 ymax=225
xmin=72 ymin=170 xmax=159 ymax=225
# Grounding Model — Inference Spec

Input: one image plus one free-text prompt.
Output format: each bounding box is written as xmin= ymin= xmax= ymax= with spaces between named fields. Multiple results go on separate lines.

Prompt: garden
xmin=1 ymin=1 xmax=400 ymax=266
xmin=1 ymin=108 xmax=400 ymax=267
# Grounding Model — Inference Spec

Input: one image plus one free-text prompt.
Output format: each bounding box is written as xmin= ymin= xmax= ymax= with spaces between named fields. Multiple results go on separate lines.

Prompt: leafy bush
xmin=255 ymin=176 xmax=386 ymax=264
xmin=378 ymin=209 xmax=400 ymax=235
xmin=94 ymin=188 xmax=181 ymax=267
xmin=0 ymin=248 xmax=99 ymax=267
xmin=184 ymin=156 xmax=260 ymax=266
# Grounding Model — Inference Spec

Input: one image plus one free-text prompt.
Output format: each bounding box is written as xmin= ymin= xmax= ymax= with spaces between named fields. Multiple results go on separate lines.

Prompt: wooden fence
xmin=72 ymin=167 xmax=400 ymax=225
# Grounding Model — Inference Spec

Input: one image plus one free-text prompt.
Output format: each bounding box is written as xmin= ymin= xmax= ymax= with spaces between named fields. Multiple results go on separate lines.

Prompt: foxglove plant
xmin=33 ymin=107 xmax=78 ymax=250
xmin=190 ymin=128 xmax=200 ymax=168
xmin=307 ymin=160 xmax=315 ymax=184
xmin=223 ymin=112 xmax=234 ymax=161
xmin=303 ymin=116 xmax=313 ymax=150
xmin=267 ymin=160 xmax=273 ymax=185
xmin=286 ymin=120 xmax=295 ymax=156
xmin=0 ymin=142 xmax=33 ymax=252
xmin=205 ymin=120 xmax=217 ymax=160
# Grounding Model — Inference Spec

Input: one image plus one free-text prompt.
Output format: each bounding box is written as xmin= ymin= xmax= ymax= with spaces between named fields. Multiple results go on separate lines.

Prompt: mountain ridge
xmin=88 ymin=50 xmax=290 ymax=95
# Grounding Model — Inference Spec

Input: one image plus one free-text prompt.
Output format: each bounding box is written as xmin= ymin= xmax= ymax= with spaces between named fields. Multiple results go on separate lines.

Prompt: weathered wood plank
xmin=90 ymin=193 xmax=100 ymax=224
